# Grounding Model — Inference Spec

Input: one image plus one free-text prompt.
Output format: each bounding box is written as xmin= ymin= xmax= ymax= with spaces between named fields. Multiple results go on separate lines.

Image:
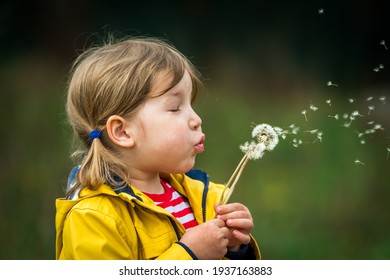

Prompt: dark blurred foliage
xmin=0 ymin=0 xmax=389 ymax=259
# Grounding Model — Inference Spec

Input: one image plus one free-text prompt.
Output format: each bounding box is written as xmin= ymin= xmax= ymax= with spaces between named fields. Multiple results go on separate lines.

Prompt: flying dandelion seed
xmin=354 ymin=159 xmax=365 ymax=165
xmin=373 ymin=64 xmax=384 ymax=72
xmin=387 ymin=148 xmax=390 ymax=160
xmin=373 ymin=124 xmax=383 ymax=130
xmin=328 ymin=114 xmax=339 ymax=120
xmin=310 ymin=103 xmax=318 ymax=111
xmin=302 ymin=110 xmax=308 ymax=122
xmin=368 ymin=105 xmax=375 ymax=115
xmin=380 ymin=40 xmax=388 ymax=50
xmin=316 ymin=131 xmax=323 ymax=142
xmin=365 ymin=129 xmax=375 ymax=135
xmin=327 ymin=81 xmax=338 ymax=87
xmin=305 ymin=129 xmax=318 ymax=134
xmin=379 ymin=96 xmax=386 ymax=104
xmin=348 ymin=98 xmax=355 ymax=103
xmin=360 ymin=139 xmax=366 ymax=145
xmin=318 ymin=8 xmax=325 ymax=14
xmin=326 ymin=99 xmax=332 ymax=106
xmin=292 ymin=138 xmax=303 ymax=148
xmin=366 ymin=96 xmax=373 ymax=101
xmin=290 ymin=124 xmax=300 ymax=134
xmin=351 ymin=110 xmax=363 ymax=117
xmin=342 ymin=123 xmax=351 ymax=128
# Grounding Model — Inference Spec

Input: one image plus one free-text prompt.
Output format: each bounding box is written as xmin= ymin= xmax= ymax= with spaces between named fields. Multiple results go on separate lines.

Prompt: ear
xmin=106 ymin=115 xmax=135 ymax=148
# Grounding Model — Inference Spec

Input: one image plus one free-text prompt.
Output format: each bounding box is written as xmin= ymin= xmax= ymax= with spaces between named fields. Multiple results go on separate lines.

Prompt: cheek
xmin=158 ymin=125 xmax=188 ymax=149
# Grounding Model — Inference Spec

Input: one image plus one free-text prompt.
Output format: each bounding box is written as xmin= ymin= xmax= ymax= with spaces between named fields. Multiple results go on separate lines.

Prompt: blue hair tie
xmin=89 ymin=129 xmax=102 ymax=141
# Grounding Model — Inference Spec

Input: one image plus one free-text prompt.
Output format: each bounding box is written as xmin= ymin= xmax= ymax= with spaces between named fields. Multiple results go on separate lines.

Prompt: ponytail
xmin=66 ymin=129 xmax=127 ymax=199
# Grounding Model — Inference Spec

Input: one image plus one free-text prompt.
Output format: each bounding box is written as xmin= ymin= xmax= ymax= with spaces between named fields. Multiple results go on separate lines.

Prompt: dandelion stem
xmin=220 ymin=153 xmax=250 ymax=205
xmin=225 ymin=153 xmax=248 ymax=190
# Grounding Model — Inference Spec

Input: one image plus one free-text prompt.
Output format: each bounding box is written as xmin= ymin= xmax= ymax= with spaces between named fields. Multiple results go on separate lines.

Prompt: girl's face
xmin=127 ymin=70 xmax=205 ymax=175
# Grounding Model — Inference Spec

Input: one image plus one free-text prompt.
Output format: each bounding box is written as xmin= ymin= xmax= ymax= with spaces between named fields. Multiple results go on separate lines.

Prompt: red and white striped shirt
xmin=144 ymin=180 xmax=198 ymax=230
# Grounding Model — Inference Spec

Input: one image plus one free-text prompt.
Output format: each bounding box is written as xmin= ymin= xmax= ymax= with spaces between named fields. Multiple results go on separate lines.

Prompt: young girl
xmin=55 ymin=37 xmax=261 ymax=260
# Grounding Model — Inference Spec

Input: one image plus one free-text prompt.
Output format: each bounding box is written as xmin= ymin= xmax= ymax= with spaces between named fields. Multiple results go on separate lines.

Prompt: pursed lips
xmin=194 ymin=135 xmax=205 ymax=153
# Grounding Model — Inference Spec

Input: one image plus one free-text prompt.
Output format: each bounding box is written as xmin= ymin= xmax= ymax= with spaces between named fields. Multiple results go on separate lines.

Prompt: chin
xmin=176 ymin=162 xmax=196 ymax=174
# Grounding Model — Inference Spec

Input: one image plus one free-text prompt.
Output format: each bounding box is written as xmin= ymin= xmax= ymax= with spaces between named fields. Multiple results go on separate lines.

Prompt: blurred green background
xmin=0 ymin=0 xmax=389 ymax=259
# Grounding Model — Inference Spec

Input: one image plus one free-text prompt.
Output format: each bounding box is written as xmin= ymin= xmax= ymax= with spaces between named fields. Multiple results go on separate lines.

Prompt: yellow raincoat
xmin=55 ymin=170 xmax=260 ymax=260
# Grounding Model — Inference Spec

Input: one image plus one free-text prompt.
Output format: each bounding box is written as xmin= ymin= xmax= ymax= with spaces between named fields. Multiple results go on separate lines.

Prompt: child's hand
xmin=179 ymin=218 xmax=229 ymax=259
xmin=215 ymin=203 xmax=254 ymax=250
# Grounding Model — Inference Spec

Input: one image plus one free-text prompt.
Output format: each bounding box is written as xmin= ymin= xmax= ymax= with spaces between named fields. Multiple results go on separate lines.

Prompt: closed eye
xmin=169 ymin=106 xmax=181 ymax=112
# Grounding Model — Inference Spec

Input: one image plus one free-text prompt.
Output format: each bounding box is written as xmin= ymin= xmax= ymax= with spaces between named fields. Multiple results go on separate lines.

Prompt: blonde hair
xmin=66 ymin=37 xmax=202 ymax=197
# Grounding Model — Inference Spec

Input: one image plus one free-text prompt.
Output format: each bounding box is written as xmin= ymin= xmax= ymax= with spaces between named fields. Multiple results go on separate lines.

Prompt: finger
xmin=218 ymin=210 xmax=252 ymax=221
xmin=216 ymin=203 xmax=248 ymax=215
xmin=226 ymin=218 xmax=254 ymax=231
xmin=231 ymin=229 xmax=251 ymax=244
xmin=221 ymin=227 xmax=230 ymax=239
xmin=212 ymin=218 xmax=226 ymax=228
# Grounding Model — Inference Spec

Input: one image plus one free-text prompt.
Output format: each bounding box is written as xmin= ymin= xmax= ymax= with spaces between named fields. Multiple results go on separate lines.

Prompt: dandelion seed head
xmin=240 ymin=141 xmax=265 ymax=160
xmin=240 ymin=124 xmax=280 ymax=160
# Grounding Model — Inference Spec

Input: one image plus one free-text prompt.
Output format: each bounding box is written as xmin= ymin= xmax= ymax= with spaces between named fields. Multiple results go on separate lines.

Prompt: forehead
xmin=149 ymin=70 xmax=191 ymax=98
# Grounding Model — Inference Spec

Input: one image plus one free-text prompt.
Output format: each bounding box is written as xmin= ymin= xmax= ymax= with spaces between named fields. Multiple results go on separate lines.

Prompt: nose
xmin=189 ymin=109 xmax=202 ymax=130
